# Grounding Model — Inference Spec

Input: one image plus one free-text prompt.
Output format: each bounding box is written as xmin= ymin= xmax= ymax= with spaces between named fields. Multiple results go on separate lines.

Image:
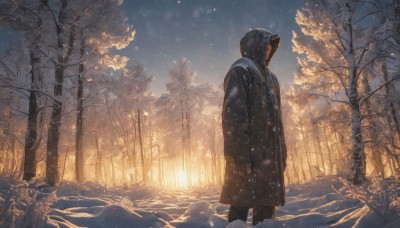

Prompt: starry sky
xmin=121 ymin=0 xmax=306 ymax=95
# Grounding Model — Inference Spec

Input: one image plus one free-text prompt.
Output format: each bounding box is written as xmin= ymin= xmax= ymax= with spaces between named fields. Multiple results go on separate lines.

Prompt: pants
xmin=228 ymin=205 xmax=275 ymax=225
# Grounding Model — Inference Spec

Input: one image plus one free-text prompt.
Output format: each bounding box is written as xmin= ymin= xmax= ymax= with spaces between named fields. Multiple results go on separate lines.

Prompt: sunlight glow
xmin=176 ymin=169 xmax=188 ymax=189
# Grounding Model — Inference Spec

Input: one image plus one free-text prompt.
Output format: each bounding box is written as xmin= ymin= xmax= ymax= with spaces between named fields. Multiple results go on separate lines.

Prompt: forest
xmin=0 ymin=0 xmax=399 ymax=227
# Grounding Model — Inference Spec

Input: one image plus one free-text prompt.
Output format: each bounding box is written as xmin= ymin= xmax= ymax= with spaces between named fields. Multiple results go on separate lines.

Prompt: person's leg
xmin=252 ymin=205 xmax=275 ymax=225
xmin=228 ymin=206 xmax=249 ymax=223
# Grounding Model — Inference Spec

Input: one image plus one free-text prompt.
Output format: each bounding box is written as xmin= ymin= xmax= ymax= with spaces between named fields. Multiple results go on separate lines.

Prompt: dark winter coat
xmin=220 ymin=29 xmax=287 ymax=207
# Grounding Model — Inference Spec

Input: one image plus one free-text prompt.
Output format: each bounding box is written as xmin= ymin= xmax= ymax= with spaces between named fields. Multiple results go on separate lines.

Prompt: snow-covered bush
xmin=0 ymin=178 xmax=57 ymax=228
xmin=339 ymin=176 xmax=399 ymax=222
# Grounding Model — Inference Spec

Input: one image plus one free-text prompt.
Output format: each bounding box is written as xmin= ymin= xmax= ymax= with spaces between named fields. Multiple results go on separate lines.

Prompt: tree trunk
xmin=75 ymin=36 xmax=85 ymax=182
xmin=137 ymin=109 xmax=145 ymax=183
xmin=314 ymin=126 xmax=325 ymax=175
xmin=157 ymin=145 xmax=162 ymax=185
xmin=394 ymin=0 xmax=400 ymax=44
xmin=0 ymin=141 xmax=4 ymax=174
xmin=298 ymin=113 xmax=313 ymax=179
xmin=349 ymin=71 xmax=366 ymax=185
xmin=46 ymin=66 xmax=64 ymax=186
xmin=211 ymin=119 xmax=217 ymax=185
xmin=149 ymin=116 xmax=153 ymax=181
xmin=186 ymin=109 xmax=192 ymax=187
xmin=129 ymin=113 xmax=137 ymax=183
xmin=95 ymin=132 xmax=102 ymax=181
xmin=181 ymin=106 xmax=185 ymax=171
xmin=334 ymin=132 xmax=347 ymax=171
xmin=323 ymin=127 xmax=334 ymax=174
xmin=3 ymin=142 xmax=10 ymax=175
xmin=23 ymin=0 xmax=47 ymax=182
xmin=217 ymin=152 xmax=223 ymax=186
xmin=111 ymin=155 xmax=115 ymax=186
xmin=9 ymin=137 xmax=16 ymax=176
xmin=382 ymin=63 xmax=400 ymax=137
xmin=299 ymin=147 xmax=307 ymax=181
xmin=59 ymin=146 xmax=68 ymax=182
xmin=46 ymin=0 xmax=74 ymax=187
xmin=23 ymin=55 xmax=40 ymax=181
xmin=344 ymin=7 xmax=366 ymax=185
xmin=307 ymin=106 xmax=322 ymax=174
xmin=363 ymin=72 xmax=384 ymax=177
xmin=289 ymin=140 xmax=300 ymax=182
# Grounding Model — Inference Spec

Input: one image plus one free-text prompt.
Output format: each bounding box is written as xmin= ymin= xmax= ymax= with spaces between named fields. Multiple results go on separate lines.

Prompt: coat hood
xmin=240 ymin=28 xmax=280 ymax=69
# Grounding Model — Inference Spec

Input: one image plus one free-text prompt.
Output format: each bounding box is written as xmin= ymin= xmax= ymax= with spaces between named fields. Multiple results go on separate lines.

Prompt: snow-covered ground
xmin=0 ymin=177 xmax=399 ymax=227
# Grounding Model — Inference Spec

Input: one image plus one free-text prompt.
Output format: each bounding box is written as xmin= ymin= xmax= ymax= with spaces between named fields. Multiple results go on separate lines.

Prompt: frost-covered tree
xmin=156 ymin=58 xmax=218 ymax=187
xmin=97 ymin=62 xmax=153 ymax=184
xmin=0 ymin=42 xmax=30 ymax=177
xmin=117 ymin=62 xmax=153 ymax=183
xmin=293 ymin=0 xmax=400 ymax=184
xmin=72 ymin=0 xmax=135 ymax=182
xmin=0 ymin=0 xmax=48 ymax=181
xmin=157 ymin=59 xmax=195 ymax=186
xmin=41 ymin=0 xmax=79 ymax=186
xmin=366 ymin=0 xmax=400 ymax=175
xmin=39 ymin=0 xmax=134 ymax=186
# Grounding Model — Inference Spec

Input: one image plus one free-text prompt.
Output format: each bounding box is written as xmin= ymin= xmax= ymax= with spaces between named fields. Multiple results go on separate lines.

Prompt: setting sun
xmin=176 ymin=170 xmax=188 ymax=189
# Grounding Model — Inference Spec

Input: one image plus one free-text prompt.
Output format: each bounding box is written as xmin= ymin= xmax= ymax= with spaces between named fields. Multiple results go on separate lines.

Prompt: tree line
xmin=0 ymin=0 xmax=399 ymax=188
xmin=0 ymin=0 xmax=223 ymax=188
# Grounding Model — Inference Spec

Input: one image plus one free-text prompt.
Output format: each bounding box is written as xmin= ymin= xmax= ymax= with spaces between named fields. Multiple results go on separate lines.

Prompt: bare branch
xmin=3 ymin=131 xmax=24 ymax=146
xmin=44 ymin=0 xmax=59 ymax=29
xmin=359 ymin=74 xmax=400 ymax=104
xmin=310 ymin=93 xmax=350 ymax=105
xmin=8 ymin=106 xmax=28 ymax=116
xmin=40 ymin=49 xmax=57 ymax=65
xmin=353 ymin=10 xmax=381 ymax=26
xmin=63 ymin=49 xmax=96 ymax=68
xmin=64 ymin=66 xmax=95 ymax=78
xmin=364 ymin=140 xmax=400 ymax=163
xmin=15 ymin=1 xmax=39 ymax=19
xmin=36 ymin=105 xmax=52 ymax=114
xmin=0 ymin=58 xmax=18 ymax=78
xmin=0 ymin=77 xmax=53 ymax=99
xmin=334 ymin=28 xmax=348 ymax=50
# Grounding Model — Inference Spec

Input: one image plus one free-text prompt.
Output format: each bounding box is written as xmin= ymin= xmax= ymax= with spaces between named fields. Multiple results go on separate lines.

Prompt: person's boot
xmin=252 ymin=206 xmax=275 ymax=225
xmin=228 ymin=206 xmax=249 ymax=223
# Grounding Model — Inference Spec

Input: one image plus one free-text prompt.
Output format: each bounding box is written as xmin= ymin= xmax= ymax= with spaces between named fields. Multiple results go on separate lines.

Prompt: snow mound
xmin=49 ymin=204 xmax=168 ymax=228
xmin=93 ymin=205 xmax=167 ymax=228
xmin=185 ymin=201 xmax=216 ymax=218
xmin=171 ymin=201 xmax=228 ymax=228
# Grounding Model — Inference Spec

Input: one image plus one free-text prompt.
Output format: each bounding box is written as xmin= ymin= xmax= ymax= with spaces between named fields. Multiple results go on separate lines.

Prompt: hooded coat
xmin=220 ymin=29 xmax=287 ymax=207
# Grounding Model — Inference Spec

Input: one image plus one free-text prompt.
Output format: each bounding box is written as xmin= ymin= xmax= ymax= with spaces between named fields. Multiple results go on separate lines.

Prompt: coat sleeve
xmin=279 ymin=114 xmax=287 ymax=170
xmin=278 ymin=86 xmax=287 ymax=170
xmin=222 ymin=66 xmax=251 ymax=165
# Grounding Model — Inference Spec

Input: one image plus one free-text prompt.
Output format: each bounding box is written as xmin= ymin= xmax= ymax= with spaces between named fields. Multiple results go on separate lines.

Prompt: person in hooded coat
xmin=220 ymin=28 xmax=287 ymax=225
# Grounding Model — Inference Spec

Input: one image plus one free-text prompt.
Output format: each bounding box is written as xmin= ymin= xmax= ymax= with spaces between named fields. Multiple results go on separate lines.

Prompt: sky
xmin=0 ymin=0 xmax=306 ymax=96
xmin=121 ymin=0 xmax=306 ymax=95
